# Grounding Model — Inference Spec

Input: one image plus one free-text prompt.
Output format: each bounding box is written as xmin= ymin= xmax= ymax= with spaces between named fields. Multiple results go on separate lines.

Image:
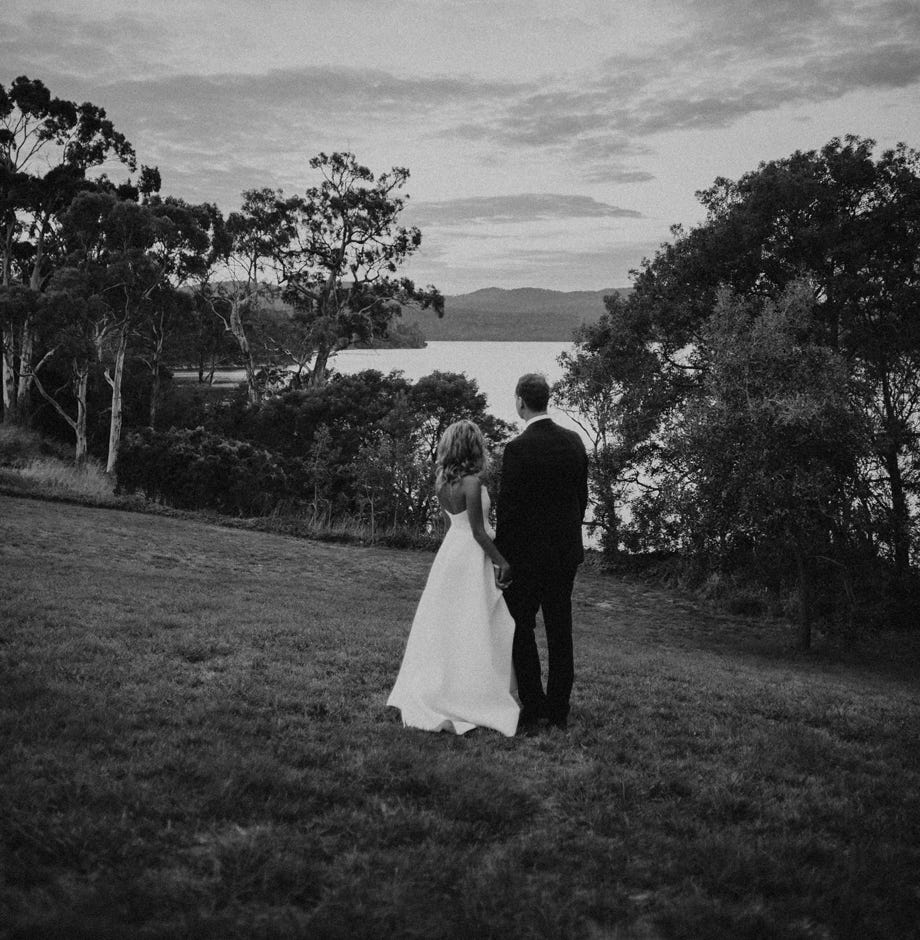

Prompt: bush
xmin=116 ymin=427 xmax=306 ymax=516
xmin=0 ymin=425 xmax=72 ymax=467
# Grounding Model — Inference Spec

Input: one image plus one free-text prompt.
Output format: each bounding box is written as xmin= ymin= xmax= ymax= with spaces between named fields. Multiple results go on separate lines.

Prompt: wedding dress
xmin=387 ymin=488 xmax=520 ymax=737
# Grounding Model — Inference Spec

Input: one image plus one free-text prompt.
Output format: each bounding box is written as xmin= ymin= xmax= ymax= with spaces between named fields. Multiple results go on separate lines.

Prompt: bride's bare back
xmin=437 ymin=475 xmax=475 ymax=515
xmin=436 ymin=475 xmax=511 ymax=587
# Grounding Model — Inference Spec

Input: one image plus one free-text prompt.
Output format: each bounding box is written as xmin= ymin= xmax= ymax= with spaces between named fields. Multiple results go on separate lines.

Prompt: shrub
xmin=0 ymin=425 xmax=71 ymax=467
xmin=116 ymin=427 xmax=306 ymax=516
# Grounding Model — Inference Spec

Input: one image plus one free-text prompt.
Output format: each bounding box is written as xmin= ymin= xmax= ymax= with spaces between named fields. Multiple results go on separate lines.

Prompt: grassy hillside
xmin=401 ymin=287 xmax=622 ymax=341
xmin=2 ymin=494 xmax=919 ymax=938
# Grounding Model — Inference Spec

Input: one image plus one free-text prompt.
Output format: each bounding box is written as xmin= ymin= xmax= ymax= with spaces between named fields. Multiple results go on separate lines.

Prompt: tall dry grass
xmin=12 ymin=457 xmax=114 ymax=500
xmin=0 ymin=426 xmax=113 ymax=502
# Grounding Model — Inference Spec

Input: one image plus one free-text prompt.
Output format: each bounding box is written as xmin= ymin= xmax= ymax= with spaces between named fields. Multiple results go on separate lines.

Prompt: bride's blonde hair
xmin=435 ymin=419 xmax=488 ymax=490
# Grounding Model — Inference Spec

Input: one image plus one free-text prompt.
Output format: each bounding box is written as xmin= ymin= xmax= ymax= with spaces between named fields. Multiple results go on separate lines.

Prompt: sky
xmin=4 ymin=0 xmax=920 ymax=294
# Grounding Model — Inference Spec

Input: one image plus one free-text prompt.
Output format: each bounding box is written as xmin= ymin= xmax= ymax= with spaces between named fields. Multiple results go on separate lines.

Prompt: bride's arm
xmin=461 ymin=476 xmax=512 ymax=584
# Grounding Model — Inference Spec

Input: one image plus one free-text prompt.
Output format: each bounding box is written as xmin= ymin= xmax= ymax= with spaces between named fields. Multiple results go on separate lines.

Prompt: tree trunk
xmin=149 ymin=362 xmax=161 ymax=428
xmin=228 ymin=297 xmax=260 ymax=403
xmin=29 ymin=226 xmax=45 ymax=291
xmin=879 ymin=376 xmax=911 ymax=579
xmin=794 ymin=542 xmax=812 ymax=652
xmin=309 ymin=345 xmax=330 ymax=386
xmin=105 ymin=325 xmax=129 ymax=474
xmin=0 ymin=219 xmax=15 ymax=423
xmin=14 ymin=315 xmax=35 ymax=425
xmin=149 ymin=313 xmax=167 ymax=428
xmin=883 ymin=444 xmax=911 ymax=578
xmin=1 ymin=220 xmax=12 ymax=287
xmin=1 ymin=325 xmax=17 ymax=424
xmin=13 ymin=224 xmax=49 ymax=424
xmin=29 ymin=356 xmax=88 ymax=464
xmin=75 ymin=366 xmax=89 ymax=465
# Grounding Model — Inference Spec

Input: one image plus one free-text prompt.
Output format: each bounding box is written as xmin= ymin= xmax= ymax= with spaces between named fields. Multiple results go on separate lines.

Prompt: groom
xmin=495 ymin=373 xmax=589 ymax=734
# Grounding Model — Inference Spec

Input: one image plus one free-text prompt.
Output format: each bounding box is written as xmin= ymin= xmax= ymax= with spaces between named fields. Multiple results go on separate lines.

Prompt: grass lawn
xmin=1 ymin=493 xmax=918 ymax=939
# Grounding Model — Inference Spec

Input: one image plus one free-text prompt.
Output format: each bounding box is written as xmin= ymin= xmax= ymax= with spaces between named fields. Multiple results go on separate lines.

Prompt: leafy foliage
xmin=560 ymin=137 xmax=920 ymax=638
xmin=203 ymin=153 xmax=443 ymax=403
xmin=116 ymin=369 xmax=513 ymax=534
xmin=116 ymin=427 xmax=302 ymax=516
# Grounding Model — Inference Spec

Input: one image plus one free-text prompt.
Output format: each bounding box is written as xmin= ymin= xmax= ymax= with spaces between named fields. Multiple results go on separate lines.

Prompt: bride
xmin=387 ymin=419 xmax=520 ymax=737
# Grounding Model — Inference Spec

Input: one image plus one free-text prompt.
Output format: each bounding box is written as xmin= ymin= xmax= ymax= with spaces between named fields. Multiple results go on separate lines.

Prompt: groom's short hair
xmin=516 ymin=373 xmax=550 ymax=412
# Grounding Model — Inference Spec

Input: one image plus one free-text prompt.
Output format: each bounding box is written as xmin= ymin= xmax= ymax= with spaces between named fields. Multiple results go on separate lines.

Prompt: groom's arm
xmin=576 ymin=437 xmax=589 ymax=520
xmin=495 ymin=439 xmax=525 ymax=537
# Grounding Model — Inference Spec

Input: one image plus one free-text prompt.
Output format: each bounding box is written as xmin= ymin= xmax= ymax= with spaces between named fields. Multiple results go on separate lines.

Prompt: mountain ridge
xmin=400 ymin=286 xmax=625 ymax=341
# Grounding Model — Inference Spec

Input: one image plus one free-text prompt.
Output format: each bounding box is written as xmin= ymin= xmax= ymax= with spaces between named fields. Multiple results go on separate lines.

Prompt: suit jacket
xmin=495 ymin=418 xmax=589 ymax=571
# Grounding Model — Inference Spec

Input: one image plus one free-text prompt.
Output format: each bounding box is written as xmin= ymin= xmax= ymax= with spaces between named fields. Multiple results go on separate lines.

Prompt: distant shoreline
xmin=399 ymin=286 xmax=622 ymax=342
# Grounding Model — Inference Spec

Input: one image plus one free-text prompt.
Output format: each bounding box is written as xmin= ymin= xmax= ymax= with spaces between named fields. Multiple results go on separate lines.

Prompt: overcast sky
xmin=5 ymin=0 xmax=919 ymax=293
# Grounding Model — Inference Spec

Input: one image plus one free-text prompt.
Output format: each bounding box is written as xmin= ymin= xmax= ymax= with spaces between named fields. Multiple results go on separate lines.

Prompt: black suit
xmin=495 ymin=417 xmax=588 ymax=725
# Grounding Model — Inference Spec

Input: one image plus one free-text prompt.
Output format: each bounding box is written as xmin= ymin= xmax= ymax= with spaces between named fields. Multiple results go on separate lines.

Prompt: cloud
xmin=0 ymin=11 xmax=181 ymax=82
xmin=404 ymin=194 xmax=643 ymax=227
xmin=406 ymin=241 xmax=656 ymax=293
xmin=5 ymin=0 xmax=919 ymax=294
xmin=580 ymin=166 xmax=657 ymax=185
xmin=11 ymin=0 xmax=918 ymax=204
xmin=21 ymin=65 xmax=530 ymax=208
xmin=434 ymin=0 xmax=920 ymax=178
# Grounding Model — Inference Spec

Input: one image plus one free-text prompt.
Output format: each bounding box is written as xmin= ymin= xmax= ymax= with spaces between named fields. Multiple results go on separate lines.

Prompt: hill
xmin=400 ymin=286 xmax=623 ymax=341
xmin=205 ymin=283 xmax=621 ymax=342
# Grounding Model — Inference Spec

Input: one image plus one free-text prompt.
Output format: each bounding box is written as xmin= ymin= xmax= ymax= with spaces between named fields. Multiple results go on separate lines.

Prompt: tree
xmin=277 ymin=152 xmax=443 ymax=385
xmin=348 ymin=370 xmax=514 ymax=531
xmin=132 ymin=196 xmax=211 ymax=426
xmin=0 ymin=75 xmax=136 ymax=424
xmin=58 ymin=191 xmax=204 ymax=471
xmin=553 ymin=291 xmax=665 ymax=555
xmin=306 ymin=423 xmax=339 ymax=524
xmin=203 ymin=189 xmax=295 ymax=404
xmin=406 ymin=371 xmax=513 ymax=464
xmin=567 ymin=137 xmax=920 ymax=605
xmin=649 ymin=284 xmax=862 ymax=648
xmin=23 ymin=274 xmax=105 ymax=463
xmin=197 ymin=154 xmax=442 ymax=399
xmin=640 ymin=138 xmax=920 ymax=574
xmin=178 ymin=289 xmax=239 ymax=384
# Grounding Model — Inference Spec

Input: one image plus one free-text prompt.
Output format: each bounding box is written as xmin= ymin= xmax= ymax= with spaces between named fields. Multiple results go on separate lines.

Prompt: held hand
xmin=493 ymin=561 xmax=513 ymax=590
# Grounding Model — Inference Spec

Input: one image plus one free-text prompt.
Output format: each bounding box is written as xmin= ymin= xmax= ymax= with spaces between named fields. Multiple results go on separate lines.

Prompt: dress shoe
xmin=516 ymin=717 xmax=544 ymax=737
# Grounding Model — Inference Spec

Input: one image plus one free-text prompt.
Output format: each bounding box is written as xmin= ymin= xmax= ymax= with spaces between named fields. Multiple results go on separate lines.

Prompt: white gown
xmin=387 ymin=488 xmax=520 ymax=737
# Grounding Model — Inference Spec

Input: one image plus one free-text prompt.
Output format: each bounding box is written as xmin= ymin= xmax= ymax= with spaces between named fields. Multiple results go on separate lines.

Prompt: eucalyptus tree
xmin=277 ymin=152 xmax=443 ymax=385
xmin=23 ymin=272 xmax=105 ymax=463
xmin=132 ymin=193 xmax=212 ymax=426
xmin=176 ymin=289 xmax=238 ymax=384
xmin=203 ymin=154 xmax=442 ymax=398
xmin=202 ymin=189 xmax=296 ymax=403
xmin=0 ymin=75 xmax=136 ymax=424
xmin=58 ymin=190 xmax=207 ymax=470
